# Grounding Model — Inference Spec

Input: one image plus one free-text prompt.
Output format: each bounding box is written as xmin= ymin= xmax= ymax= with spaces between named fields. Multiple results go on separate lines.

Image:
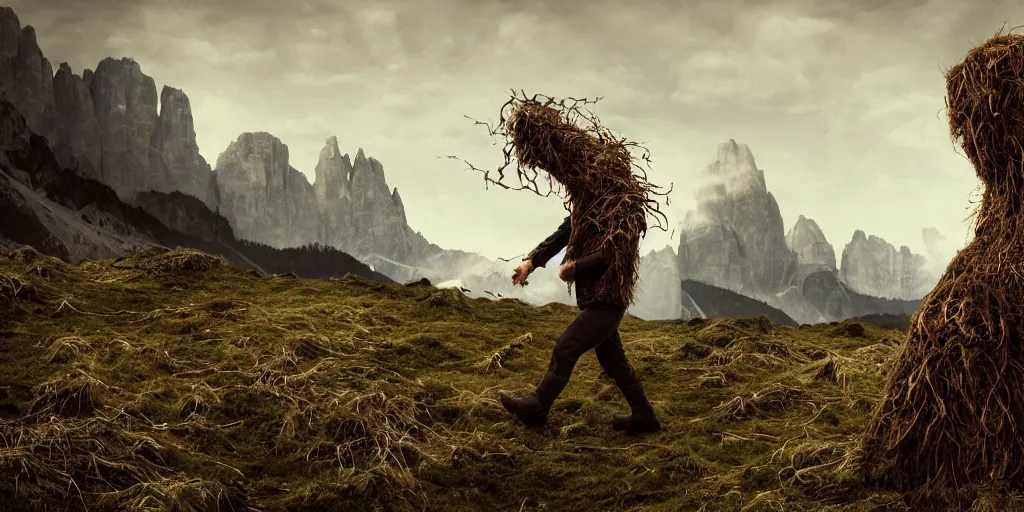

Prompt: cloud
xmin=4 ymin=0 xmax=1010 ymax=261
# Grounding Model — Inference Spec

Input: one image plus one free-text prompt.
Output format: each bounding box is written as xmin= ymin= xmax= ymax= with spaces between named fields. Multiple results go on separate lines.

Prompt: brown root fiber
xmin=456 ymin=91 xmax=671 ymax=306
xmin=860 ymin=32 xmax=1024 ymax=494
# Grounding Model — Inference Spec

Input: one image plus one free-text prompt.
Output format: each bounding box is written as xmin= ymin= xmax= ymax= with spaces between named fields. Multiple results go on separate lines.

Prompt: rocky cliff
xmin=0 ymin=8 xmax=218 ymax=207
xmin=51 ymin=62 xmax=100 ymax=177
xmin=0 ymin=90 xmax=389 ymax=283
xmin=839 ymin=230 xmax=934 ymax=300
xmin=309 ymin=138 xmax=423 ymax=262
xmin=152 ymin=86 xmax=218 ymax=207
xmin=213 ymin=132 xmax=320 ymax=248
xmin=785 ymin=215 xmax=836 ymax=271
xmin=922 ymin=227 xmax=947 ymax=261
xmin=678 ymin=140 xmax=797 ymax=297
xmin=314 ymin=135 xmax=354 ymax=248
xmin=0 ymin=18 xmax=57 ymax=146
xmin=209 ymin=133 xmax=432 ymax=263
xmin=346 ymin=148 xmax=412 ymax=259
xmin=630 ymin=245 xmax=683 ymax=320
xmin=0 ymin=94 xmax=213 ymax=263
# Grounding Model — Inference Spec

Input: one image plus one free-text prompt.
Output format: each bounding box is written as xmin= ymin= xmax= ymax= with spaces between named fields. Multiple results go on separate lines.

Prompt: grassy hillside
xmin=0 ymin=247 xmax=929 ymax=511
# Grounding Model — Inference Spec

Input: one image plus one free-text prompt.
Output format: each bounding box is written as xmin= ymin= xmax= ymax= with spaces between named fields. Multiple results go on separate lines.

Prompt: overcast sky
xmin=7 ymin=0 xmax=1015 ymax=261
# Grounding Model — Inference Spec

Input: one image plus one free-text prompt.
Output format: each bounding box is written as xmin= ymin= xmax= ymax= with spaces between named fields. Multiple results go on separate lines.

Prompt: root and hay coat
xmin=459 ymin=92 xmax=671 ymax=306
xmin=861 ymin=33 xmax=1024 ymax=494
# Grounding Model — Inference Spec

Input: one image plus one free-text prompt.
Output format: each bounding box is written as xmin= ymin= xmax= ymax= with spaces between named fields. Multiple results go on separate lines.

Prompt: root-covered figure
xmin=464 ymin=92 xmax=670 ymax=435
xmin=861 ymin=34 xmax=1024 ymax=494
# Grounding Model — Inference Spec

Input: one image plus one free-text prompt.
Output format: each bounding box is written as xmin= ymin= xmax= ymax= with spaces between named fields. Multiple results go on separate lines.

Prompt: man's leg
xmin=546 ymin=305 xmax=625 ymax=377
xmin=499 ymin=305 xmax=624 ymax=428
xmin=594 ymin=330 xmax=661 ymax=434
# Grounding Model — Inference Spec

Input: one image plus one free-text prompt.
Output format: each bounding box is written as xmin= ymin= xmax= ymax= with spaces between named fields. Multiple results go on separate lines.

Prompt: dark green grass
xmin=0 ymin=246 xmax=1005 ymax=511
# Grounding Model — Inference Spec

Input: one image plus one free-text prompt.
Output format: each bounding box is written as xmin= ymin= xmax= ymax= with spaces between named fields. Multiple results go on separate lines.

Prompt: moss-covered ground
xmin=0 ymin=247 xmax=998 ymax=511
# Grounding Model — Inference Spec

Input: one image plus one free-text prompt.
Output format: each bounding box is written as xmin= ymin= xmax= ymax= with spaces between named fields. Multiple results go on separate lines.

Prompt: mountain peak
xmin=785 ymin=215 xmax=835 ymax=270
xmin=0 ymin=7 xmax=18 ymax=57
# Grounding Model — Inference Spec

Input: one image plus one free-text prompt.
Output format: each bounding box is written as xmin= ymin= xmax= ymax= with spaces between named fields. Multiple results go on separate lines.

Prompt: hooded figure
xmin=498 ymin=100 xmax=661 ymax=435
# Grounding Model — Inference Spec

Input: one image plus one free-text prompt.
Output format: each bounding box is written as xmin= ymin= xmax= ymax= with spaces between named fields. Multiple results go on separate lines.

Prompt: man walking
xmin=502 ymin=214 xmax=661 ymax=435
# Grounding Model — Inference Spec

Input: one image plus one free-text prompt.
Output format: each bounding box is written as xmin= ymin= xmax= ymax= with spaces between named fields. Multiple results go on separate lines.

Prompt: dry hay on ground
xmin=423 ymin=288 xmax=470 ymax=311
xmin=147 ymin=248 xmax=225 ymax=274
xmin=861 ymin=31 xmax=1024 ymax=506
xmin=6 ymin=247 xmax=1024 ymax=510
xmin=477 ymin=333 xmax=532 ymax=373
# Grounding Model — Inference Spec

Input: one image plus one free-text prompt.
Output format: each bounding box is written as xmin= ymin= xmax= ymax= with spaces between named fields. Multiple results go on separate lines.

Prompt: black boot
xmin=499 ymin=371 xmax=570 ymax=428
xmin=612 ymin=382 xmax=661 ymax=435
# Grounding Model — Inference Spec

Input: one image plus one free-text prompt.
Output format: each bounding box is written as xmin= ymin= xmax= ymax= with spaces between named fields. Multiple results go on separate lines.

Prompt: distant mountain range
xmin=625 ymin=140 xmax=948 ymax=324
xmin=0 ymin=5 xmax=949 ymax=325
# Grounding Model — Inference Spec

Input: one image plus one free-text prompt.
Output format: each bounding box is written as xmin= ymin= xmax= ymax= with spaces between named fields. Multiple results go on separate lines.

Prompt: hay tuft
xmin=148 ymin=248 xmax=225 ymax=274
xmin=453 ymin=91 xmax=671 ymax=306
xmin=44 ymin=336 xmax=93 ymax=364
xmin=94 ymin=476 xmax=242 ymax=511
xmin=861 ymin=31 xmax=1024 ymax=492
xmin=0 ymin=271 xmax=40 ymax=305
xmin=830 ymin=322 xmax=865 ymax=338
xmin=709 ymin=384 xmax=804 ymax=421
xmin=478 ymin=333 xmax=532 ymax=372
xmin=11 ymin=246 xmax=40 ymax=264
xmin=800 ymin=352 xmax=860 ymax=390
xmin=678 ymin=340 xmax=714 ymax=359
xmin=29 ymin=375 xmax=97 ymax=417
xmin=423 ymin=288 xmax=469 ymax=310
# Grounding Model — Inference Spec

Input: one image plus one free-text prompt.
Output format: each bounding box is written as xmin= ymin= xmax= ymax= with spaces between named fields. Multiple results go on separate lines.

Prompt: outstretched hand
xmin=512 ymin=260 xmax=534 ymax=286
xmin=558 ymin=260 xmax=576 ymax=283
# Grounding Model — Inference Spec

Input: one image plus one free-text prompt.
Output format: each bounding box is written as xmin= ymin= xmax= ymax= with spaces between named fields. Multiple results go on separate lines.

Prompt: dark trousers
xmin=546 ymin=303 xmax=639 ymax=389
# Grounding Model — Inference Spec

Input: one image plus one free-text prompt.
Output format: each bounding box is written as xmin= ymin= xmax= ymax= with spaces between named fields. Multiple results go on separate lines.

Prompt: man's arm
xmin=573 ymin=245 xmax=612 ymax=276
xmin=525 ymin=216 xmax=571 ymax=268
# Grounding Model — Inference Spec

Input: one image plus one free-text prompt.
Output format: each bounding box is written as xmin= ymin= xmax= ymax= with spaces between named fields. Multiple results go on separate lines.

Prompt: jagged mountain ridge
xmin=839 ymin=229 xmax=936 ymax=300
xmin=0 ymin=5 xmax=595 ymax=310
xmin=0 ymin=7 xmax=219 ymax=207
xmin=0 ymin=91 xmax=390 ymax=283
xmin=0 ymin=6 xmax=519 ymax=299
xmin=674 ymin=140 xmax=938 ymax=322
